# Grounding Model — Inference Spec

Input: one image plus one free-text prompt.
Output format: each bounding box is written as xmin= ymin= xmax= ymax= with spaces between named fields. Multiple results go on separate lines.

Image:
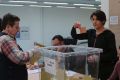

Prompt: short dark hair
xmin=90 ymin=10 xmax=106 ymax=25
xmin=2 ymin=13 xmax=20 ymax=30
xmin=52 ymin=35 xmax=64 ymax=41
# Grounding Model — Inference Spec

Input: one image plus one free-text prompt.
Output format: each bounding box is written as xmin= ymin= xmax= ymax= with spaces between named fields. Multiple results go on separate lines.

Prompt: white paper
xmin=76 ymin=28 xmax=80 ymax=34
xmin=28 ymin=68 xmax=41 ymax=74
xmin=66 ymin=70 xmax=77 ymax=77
xmin=28 ymin=69 xmax=40 ymax=80
xmin=110 ymin=16 xmax=118 ymax=25
xmin=44 ymin=57 xmax=56 ymax=75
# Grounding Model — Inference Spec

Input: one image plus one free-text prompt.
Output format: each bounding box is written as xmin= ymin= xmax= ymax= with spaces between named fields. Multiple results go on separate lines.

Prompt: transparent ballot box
xmin=39 ymin=45 xmax=103 ymax=80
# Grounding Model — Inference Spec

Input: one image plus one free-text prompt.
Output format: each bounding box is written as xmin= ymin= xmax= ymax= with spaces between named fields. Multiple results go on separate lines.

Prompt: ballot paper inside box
xmin=39 ymin=45 xmax=103 ymax=80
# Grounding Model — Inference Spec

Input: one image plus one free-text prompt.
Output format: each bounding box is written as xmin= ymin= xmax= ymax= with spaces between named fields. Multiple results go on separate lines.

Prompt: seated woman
xmin=52 ymin=35 xmax=86 ymax=74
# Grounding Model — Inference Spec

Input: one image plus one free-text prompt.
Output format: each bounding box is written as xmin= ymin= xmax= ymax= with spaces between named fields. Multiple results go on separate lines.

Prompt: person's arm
xmin=108 ymin=61 xmax=119 ymax=80
xmin=71 ymin=27 xmax=88 ymax=40
xmin=1 ymin=39 xmax=36 ymax=65
xmin=100 ymin=32 xmax=118 ymax=62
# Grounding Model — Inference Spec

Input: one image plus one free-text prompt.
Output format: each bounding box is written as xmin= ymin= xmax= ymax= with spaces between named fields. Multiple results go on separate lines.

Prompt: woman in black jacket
xmin=71 ymin=10 xmax=118 ymax=80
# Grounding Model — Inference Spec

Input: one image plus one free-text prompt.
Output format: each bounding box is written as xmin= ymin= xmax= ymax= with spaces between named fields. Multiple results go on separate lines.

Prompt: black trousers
xmin=99 ymin=63 xmax=115 ymax=80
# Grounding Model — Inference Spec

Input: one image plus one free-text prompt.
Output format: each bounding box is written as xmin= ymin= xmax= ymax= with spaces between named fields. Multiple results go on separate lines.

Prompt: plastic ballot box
xmin=39 ymin=45 xmax=102 ymax=80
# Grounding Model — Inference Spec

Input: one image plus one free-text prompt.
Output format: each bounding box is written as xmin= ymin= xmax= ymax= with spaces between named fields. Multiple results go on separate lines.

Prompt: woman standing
xmin=71 ymin=10 xmax=118 ymax=80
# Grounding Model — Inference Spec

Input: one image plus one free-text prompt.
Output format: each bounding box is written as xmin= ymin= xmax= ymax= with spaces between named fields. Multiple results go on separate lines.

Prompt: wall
xmin=101 ymin=0 xmax=109 ymax=28
xmin=43 ymin=8 xmax=95 ymax=45
xmin=0 ymin=6 xmax=95 ymax=50
xmin=0 ymin=6 xmax=43 ymax=50
xmin=109 ymin=0 xmax=120 ymax=48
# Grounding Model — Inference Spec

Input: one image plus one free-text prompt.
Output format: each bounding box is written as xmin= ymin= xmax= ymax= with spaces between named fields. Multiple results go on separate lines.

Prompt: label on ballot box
xmin=44 ymin=57 xmax=56 ymax=75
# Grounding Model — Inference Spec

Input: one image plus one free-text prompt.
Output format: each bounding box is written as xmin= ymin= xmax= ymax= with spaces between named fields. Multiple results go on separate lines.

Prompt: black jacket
xmin=71 ymin=27 xmax=118 ymax=79
xmin=0 ymin=32 xmax=27 ymax=80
